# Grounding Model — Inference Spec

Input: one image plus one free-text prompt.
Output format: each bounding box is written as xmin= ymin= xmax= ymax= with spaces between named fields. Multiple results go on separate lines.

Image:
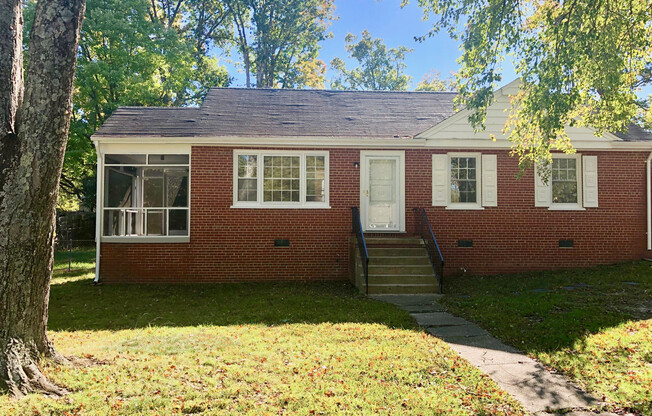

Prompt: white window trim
xmin=231 ymin=149 xmax=330 ymax=209
xmin=549 ymin=153 xmax=584 ymax=211
xmin=445 ymin=152 xmax=484 ymax=210
xmin=100 ymin=152 xmax=191 ymax=242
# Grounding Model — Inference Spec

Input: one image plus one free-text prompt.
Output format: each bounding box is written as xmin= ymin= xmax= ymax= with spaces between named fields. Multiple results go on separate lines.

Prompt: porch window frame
xmin=100 ymin=153 xmax=191 ymax=243
xmin=232 ymin=149 xmax=330 ymax=209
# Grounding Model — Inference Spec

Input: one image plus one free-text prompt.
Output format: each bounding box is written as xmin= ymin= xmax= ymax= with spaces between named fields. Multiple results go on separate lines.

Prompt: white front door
xmin=361 ymin=152 xmax=404 ymax=232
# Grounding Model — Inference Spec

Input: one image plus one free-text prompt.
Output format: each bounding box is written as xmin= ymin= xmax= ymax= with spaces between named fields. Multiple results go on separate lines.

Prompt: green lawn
xmin=0 ymin=249 xmax=526 ymax=415
xmin=440 ymin=262 xmax=652 ymax=415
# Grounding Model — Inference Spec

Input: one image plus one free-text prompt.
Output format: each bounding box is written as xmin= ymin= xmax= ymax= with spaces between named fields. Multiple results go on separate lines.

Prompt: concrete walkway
xmin=372 ymin=294 xmax=627 ymax=416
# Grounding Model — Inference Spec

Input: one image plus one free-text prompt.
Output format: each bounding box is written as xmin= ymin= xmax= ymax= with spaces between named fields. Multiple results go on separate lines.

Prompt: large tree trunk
xmin=0 ymin=0 xmax=85 ymax=397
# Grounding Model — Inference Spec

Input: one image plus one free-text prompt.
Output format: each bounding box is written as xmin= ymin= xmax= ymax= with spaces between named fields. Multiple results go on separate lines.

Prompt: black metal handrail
xmin=351 ymin=207 xmax=369 ymax=295
xmin=414 ymin=208 xmax=444 ymax=293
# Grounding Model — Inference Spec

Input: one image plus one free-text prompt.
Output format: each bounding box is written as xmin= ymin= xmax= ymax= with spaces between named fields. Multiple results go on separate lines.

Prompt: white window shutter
xmin=534 ymin=165 xmax=551 ymax=207
xmin=481 ymin=154 xmax=497 ymax=207
xmin=582 ymin=155 xmax=598 ymax=207
xmin=432 ymin=154 xmax=448 ymax=206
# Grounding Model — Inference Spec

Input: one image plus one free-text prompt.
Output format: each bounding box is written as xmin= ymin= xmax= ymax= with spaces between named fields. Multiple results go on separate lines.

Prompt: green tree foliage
xmin=415 ymin=70 xmax=457 ymax=91
xmin=411 ymin=0 xmax=652 ymax=172
xmin=330 ymin=30 xmax=413 ymax=91
xmin=43 ymin=0 xmax=231 ymax=209
xmin=226 ymin=0 xmax=335 ymax=89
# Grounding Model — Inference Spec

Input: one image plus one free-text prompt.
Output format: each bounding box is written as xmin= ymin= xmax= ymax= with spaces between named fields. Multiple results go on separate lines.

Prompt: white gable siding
xmin=417 ymin=80 xmax=622 ymax=147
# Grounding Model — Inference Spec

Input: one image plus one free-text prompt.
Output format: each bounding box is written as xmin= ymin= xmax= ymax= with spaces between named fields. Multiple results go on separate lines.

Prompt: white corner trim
xmin=647 ymin=152 xmax=652 ymax=250
xmin=94 ymin=147 xmax=103 ymax=283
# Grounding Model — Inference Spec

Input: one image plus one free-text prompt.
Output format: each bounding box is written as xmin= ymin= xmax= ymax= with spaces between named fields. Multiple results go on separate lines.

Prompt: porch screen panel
xmin=103 ymin=154 xmax=189 ymax=238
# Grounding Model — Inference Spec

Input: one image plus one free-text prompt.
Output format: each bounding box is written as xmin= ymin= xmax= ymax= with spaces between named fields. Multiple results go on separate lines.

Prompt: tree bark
xmin=0 ymin=0 xmax=85 ymax=397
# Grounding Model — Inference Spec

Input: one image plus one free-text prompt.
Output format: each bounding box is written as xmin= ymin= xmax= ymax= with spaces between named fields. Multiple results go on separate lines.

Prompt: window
xmin=551 ymin=157 xmax=578 ymax=204
xmin=102 ymin=154 xmax=190 ymax=238
xmin=233 ymin=150 xmax=329 ymax=208
xmin=534 ymin=154 xmax=597 ymax=210
xmin=263 ymin=156 xmax=300 ymax=202
xmin=432 ymin=153 xmax=497 ymax=209
xmin=237 ymin=155 xmax=257 ymax=202
xmin=450 ymin=156 xmax=478 ymax=204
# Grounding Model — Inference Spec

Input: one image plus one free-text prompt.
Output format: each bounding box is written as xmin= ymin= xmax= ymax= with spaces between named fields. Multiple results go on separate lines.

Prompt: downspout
xmin=94 ymin=144 xmax=102 ymax=283
xmin=647 ymin=152 xmax=652 ymax=251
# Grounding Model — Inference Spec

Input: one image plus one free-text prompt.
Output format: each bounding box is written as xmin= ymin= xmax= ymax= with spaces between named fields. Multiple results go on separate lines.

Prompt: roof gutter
xmin=647 ymin=152 xmax=652 ymax=251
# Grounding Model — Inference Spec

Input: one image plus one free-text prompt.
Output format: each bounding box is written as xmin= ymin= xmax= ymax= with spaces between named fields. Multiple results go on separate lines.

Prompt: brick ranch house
xmin=92 ymin=80 xmax=652 ymax=293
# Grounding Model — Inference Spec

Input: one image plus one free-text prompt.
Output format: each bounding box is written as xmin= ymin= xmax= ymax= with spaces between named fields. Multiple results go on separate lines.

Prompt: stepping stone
xmin=427 ymin=323 xmax=489 ymax=338
xmin=622 ymin=281 xmax=639 ymax=285
xmin=370 ymin=294 xmax=441 ymax=306
xmin=412 ymin=312 xmax=470 ymax=327
xmin=398 ymin=303 xmax=447 ymax=313
xmin=446 ymin=340 xmax=529 ymax=366
xmin=443 ymin=335 xmax=521 ymax=354
xmin=531 ymin=288 xmax=550 ymax=293
xmin=480 ymin=362 xmax=597 ymax=413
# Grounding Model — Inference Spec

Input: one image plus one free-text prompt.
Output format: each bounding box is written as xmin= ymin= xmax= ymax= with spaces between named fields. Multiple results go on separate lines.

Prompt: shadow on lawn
xmin=439 ymin=261 xmax=652 ymax=353
xmin=48 ymin=278 xmax=418 ymax=332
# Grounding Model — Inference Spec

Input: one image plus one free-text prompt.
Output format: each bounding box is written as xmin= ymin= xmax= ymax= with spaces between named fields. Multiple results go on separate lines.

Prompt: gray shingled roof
xmin=93 ymin=87 xmax=652 ymax=141
xmin=94 ymin=88 xmax=458 ymax=139
xmin=612 ymin=123 xmax=652 ymax=142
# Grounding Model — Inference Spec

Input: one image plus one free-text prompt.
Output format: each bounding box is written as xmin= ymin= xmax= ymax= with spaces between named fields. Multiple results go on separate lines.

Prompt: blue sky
xmin=219 ymin=0 xmax=519 ymax=90
xmin=219 ymin=0 xmax=650 ymax=98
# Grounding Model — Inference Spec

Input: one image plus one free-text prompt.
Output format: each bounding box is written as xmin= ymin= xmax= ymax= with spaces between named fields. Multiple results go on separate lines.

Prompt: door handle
xmin=366 ymin=190 xmax=369 ymax=197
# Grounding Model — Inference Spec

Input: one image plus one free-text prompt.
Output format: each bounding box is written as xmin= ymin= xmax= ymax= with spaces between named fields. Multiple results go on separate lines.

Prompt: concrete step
xmin=368 ymin=264 xmax=434 ymax=275
xmin=367 ymin=284 xmax=439 ymax=295
xmin=365 ymin=237 xmax=423 ymax=246
xmin=368 ymin=274 xmax=438 ymax=285
xmin=368 ymin=247 xmax=427 ymax=257
xmin=371 ymin=256 xmax=431 ymax=265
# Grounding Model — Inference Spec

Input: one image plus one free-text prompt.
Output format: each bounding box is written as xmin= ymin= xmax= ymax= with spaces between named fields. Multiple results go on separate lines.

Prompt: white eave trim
xmin=91 ymin=135 xmax=652 ymax=151
xmin=91 ymin=135 xmax=428 ymax=148
xmin=421 ymin=137 xmax=652 ymax=151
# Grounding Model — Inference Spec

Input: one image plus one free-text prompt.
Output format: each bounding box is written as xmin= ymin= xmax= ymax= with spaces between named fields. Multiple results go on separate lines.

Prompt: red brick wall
xmin=407 ymin=149 xmax=648 ymax=275
xmin=100 ymin=147 xmax=649 ymax=283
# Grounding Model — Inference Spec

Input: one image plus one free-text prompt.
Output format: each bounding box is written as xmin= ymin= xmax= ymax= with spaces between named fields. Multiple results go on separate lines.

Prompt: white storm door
xmin=363 ymin=155 xmax=401 ymax=231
